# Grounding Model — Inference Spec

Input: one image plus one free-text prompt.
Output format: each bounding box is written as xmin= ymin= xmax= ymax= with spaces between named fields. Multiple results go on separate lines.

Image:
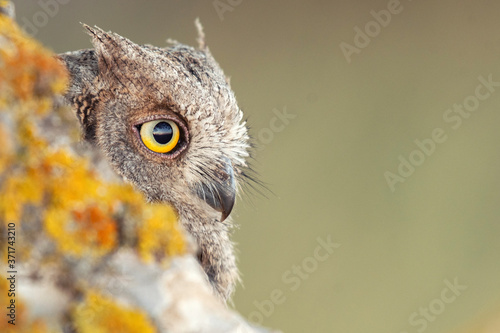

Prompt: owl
xmin=58 ymin=22 xmax=251 ymax=301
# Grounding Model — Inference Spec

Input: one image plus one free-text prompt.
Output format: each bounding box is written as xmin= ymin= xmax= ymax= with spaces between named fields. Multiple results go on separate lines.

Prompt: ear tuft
xmin=195 ymin=18 xmax=207 ymax=50
xmin=82 ymin=24 xmax=113 ymax=46
xmin=80 ymin=24 xmax=149 ymax=95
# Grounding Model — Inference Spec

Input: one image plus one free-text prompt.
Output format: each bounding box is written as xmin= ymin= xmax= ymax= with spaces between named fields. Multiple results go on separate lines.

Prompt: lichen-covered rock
xmin=0 ymin=3 xmax=274 ymax=332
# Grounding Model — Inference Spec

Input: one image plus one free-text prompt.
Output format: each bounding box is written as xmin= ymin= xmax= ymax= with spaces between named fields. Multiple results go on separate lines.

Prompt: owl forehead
xmin=96 ymin=42 xmax=236 ymax=124
xmin=87 ymin=26 xmax=247 ymax=162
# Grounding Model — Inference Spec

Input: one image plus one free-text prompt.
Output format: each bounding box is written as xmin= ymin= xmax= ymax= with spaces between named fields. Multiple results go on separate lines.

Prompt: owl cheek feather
xmin=195 ymin=159 xmax=236 ymax=222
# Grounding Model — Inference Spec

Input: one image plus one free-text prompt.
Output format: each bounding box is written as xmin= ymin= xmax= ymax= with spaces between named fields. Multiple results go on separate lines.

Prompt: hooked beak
xmin=196 ymin=159 xmax=236 ymax=222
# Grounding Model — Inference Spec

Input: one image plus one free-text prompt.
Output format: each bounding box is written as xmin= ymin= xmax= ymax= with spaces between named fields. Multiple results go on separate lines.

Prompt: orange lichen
xmin=73 ymin=205 xmax=117 ymax=249
xmin=0 ymin=5 xmax=186 ymax=331
xmin=0 ymin=7 xmax=186 ymax=259
xmin=73 ymin=291 xmax=156 ymax=333
xmin=45 ymin=201 xmax=118 ymax=256
xmin=0 ymin=123 xmax=13 ymax=174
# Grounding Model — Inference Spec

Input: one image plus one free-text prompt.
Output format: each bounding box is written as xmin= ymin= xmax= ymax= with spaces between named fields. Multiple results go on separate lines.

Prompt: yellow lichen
xmin=138 ymin=204 xmax=185 ymax=262
xmin=0 ymin=4 xmax=186 ymax=331
xmin=0 ymin=14 xmax=67 ymax=110
xmin=0 ymin=123 xmax=13 ymax=174
xmin=0 ymin=13 xmax=185 ymax=257
xmin=73 ymin=291 xmax=156 ymax=333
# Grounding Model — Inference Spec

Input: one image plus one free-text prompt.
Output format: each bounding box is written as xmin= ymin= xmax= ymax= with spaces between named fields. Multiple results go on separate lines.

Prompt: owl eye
xmin=139 ymin=119 xmax=180 ymax=154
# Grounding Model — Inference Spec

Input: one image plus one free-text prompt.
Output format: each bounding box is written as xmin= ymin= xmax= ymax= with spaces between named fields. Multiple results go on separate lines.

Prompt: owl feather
xmin=58 ymin=23 xmax=251 ymax=301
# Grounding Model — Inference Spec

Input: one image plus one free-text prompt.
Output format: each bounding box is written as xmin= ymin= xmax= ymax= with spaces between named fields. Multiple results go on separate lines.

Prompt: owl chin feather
xmin=58 ymin=23 xmax=251 ymax=301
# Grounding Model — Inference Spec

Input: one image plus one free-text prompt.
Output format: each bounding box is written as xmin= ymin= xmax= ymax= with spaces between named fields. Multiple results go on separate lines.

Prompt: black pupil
xmin=153 ymin=122 xmax=173 ymax=144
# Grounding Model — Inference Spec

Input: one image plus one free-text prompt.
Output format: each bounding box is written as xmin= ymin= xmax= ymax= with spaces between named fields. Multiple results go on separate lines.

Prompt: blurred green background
xmin=14 ymin=0 xmax=500 ymax=332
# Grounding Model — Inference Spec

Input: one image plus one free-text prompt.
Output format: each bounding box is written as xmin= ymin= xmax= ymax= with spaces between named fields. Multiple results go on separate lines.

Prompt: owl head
xmin=58 ymin=25 xmax=250 ymax=224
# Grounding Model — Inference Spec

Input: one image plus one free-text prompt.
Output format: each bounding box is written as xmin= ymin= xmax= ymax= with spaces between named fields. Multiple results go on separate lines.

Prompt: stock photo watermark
xmin=340 ymin=0 xmax=404 ymax=64
xmin=247 ymin=235 xmax=340 ymax=325
xmin=5 ymin=222 xmax=16 ymax=325
xmin=256 ymin=106 xmax=296 ymax=152
xmin=399 ymin=277 xmax=467 ymax=333
xmin=385 ymin=74 xmax=500 ymax=192
xmin=20 ymin=0 xmax=70 ymax=37
xmin=213 ymin=0 xmax=243 ymax=21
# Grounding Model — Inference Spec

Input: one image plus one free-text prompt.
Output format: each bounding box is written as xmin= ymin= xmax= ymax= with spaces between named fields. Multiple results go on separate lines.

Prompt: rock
xmin=0 ymin=3 xmax=276 ymax=332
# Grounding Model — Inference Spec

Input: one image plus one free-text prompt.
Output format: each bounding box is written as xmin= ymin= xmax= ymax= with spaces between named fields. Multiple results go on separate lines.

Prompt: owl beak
xmin=196 ymin=160 xmax=236 ymax=222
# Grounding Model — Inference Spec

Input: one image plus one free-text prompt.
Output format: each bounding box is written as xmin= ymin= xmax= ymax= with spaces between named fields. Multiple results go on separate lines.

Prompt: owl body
xmin=59 ymin=24 xmax=250 ymax=301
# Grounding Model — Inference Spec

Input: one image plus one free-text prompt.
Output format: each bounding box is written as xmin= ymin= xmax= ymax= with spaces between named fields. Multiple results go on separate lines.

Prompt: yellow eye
xmin=139 ymin=119 xmax=180 ymax=153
